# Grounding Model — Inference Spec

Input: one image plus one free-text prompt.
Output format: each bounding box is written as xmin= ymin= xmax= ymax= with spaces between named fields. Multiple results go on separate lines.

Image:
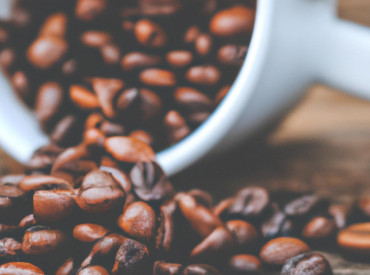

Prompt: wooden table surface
xmin=1 ymin=1 xmax=370 ymax=274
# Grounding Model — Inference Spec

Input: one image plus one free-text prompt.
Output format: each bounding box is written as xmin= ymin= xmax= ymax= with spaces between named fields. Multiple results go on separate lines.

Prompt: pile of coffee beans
xmin=1 ymin=137 xmax=370 ymax=274
xmin=0 ymin=0 xmax=255 ymax=151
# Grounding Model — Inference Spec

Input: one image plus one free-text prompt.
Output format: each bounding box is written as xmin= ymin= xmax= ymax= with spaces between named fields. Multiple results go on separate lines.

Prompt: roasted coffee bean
xmin=138 ymin=0 xmax=182 ymax=16
xmin=284 ymin=195 xmax=327 ymax=218
xmin=22 ymin=226 xmax=67 ymax=255
xmin=27 ymin=144 xmax=64 ymax=172
xmin=0 ymin=262 xmax=44 ymax=275
xmin=50 ymin=115 xmax=83 ymax=146
xmin=227 ymin=187 xmax=270 ymax=219
xmin=56 ymin=258 xmax=74 ymax=275
xmin=337 ymin=223 xmax=370 ymax=255
xmin=104 ymin=137 xmax=155 ymax=163
xmin=130 ymin=161 xmax=173 ymax=203
xmin=357 ymin=195 xmax=370 ymax=218
xmin=62 ymin=59 xmax=79 ymax=76
xmin=218 ymin=45 xmax=248 ymax=66
xmin=164 ymin=110 xmax=191 ymax=145
xmin=130 ymin=130 xmax=153 ymax=145
xmin=112 ymin=238 xmax=149 ymax=274
xmin=213 ymin=197 xmax=234 ymax=217
xmin=33 ymin=189 xmax=76 ymax=224
xmin=195 ymin=34 xmax=213 ymax=56
xmin=39 ymin=13 xmax=67 ymax=38
xmin=19 ymin=214 xmax=37 ymax=228
xmin=182 ymin=264 xmax=221 ymax=275
xmin=328 ymin=204 xmax=349 ymax=229
xmin=81 ymin=31 xmax=112 ymax=48
xmin=226 ymin=220 xmax=258 ymax=251
xmin=153 ymin=261 xmax=182 ymax=275
xmin=35 ymin=82 xmax=64 ymax=125
xmin=73 ymin=224 xmax=109 ymax=243
xmin=0 ymin=175 xmax=25 ymax=212
xmin=184 ymin=26 xmax=201 ymax=44
xmin=259 ymin=237 xmax=310 ymax=266
xmin=156 ymin=200 xmax=176 ymax=252
xmin=261 ymin=204 xmax=295 ymax=240
xmin=209 ymin=6 xmax=255 ymax=38
xmin=27 ymin=36 xmax=68 ymax=69
xmin=75 ymin=0 xmax=107 ymax=21
xmin=190 ymin=226 xmax=233 ymax=260
xmin=134 ymin=19 xmax=167 ymax=48
xmin=69 ymin=85 xmax=100 ymax=110
xmin=117 ymin=201 xmax=156 ymax=243
xmin=0 ymin=28 xmax=8 ymax=44
xmin=11 ymin=71 xmax=30 ymax=101
xmin=185 ymin=66 xmax=220 ymax=85
xmin=0 ymin=238 xmax=22 ymax=258
xmin=229 ymin=254 xmax=262 ymax=274
xmin=174 ymin=87 xmax=213 ymax=112
xmin=78 ymin=265 xmax=109 ymax=275
xmin=140 ymin=68 xmax=176 ymax=87
xmin=302 ymin=217 xmax=336 ymax=240
xmin=19 ymin=175 xmax=72 ymax=192
xmin=121 ymin=52 xmax=161 ymax=71
xmin=0 ymin=48 xmax=15 ymax=70
xmin=100 ymin=43 xmax=121 ymax=65
xmin=187 ymin=189 xmax=213 ymax=208
xmin=166 ymin=51 xmax=193 ymax=68
xmin=176 ymin=193 xmax=222 ymax=238
xmin=281 ymin=252 xmax=333 ymax=275
xmin=187 ymin=111 xmax=211 ymax=126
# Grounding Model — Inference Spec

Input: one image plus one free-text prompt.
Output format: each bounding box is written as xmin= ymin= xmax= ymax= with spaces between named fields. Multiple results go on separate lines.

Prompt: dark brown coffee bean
xmin=328 ymin=204 xmax=349 ymax=229
xmin=35 ymin=82 xmax=64 ymax=124
xmin=73 ymin=224 xmax=108 ymax=243
xmin=261 ymin=203 xmax=295 ymax=240
xmin=19 ymin=175 xmax=72 ymax=192
xmin=75 ymin=170 xmax=124 ymax=213
xmin=184 ymin=26 xmax=201 ymax=44
xmin=174 ymin=87 xmax=213 ymax=111
xmin=134 ymin=19 xmax=167 ymax=48
xmin=33 ymin=189 xmax=76 ymax=224
xmin=226 ymin=220 xmax=258 ymax=251
xmin=0 ymin=262 xmax=44 ymax=275
xmin=0 ymin=175 xmax=25 ymax=211
xmin=75 ymin=0 xmax=107 ymax=21
xmin=117 ymin=201 xmax=156 ymax=243
xmin=130 ymin=130 xmax=153 ymax=145
xmin=176 ymin=193 xmax=222 ymax=238
xmin=259 ymin=237 xmax=310 ymax=266
xmin=281 ymin=252 xmax=333 ymax=275
xmin=302 ymin=217 xmax=336 ymax=240
xmin=195 ymin=34 xmax=213 ymax=56
xmin=187 ymin=189 xmax=213 ymax=208
xmin=39 ymin=13 xmax=67 ymax=38
xmin=130 ymin=161 xmax=173 ymax=203
xmin=164 ymin=110 xmax=191 ymax=144
xmin=229 ymin=254 xmax=261 ymax=274
xmin=337 ymin=223 xmax=370 ymax=255
xmin=50 ymin=115 xmax=83 ymax=146
xmin=140 ymin=68 xmax=176 ymax=87
xmin=166 ymin=50 xmax=193 ymax=68
xmin=218 ymin=45 xmax=248 ymax=66
xmin=227 ymin=187 xmax=270 ymax=219
xmin=81 ymin=233 xmax=126 ymax=267
xmin=121 ymin=52 xmax=161 ymax=71
xmin=78 ymin=265 xmax=109 ymax=275
xmin=70 ymin=85 xmax=100 ymax=110
xmin=99 ymin=166 xmax=131 ymax=193
xmin=19 ymin=214 xmax=37 ymax=228
xmin=27 ymin=144 xmax=64 ymax=172
xmin=56 ymin=258 xmax=74 ymax=275
xmin=100 ymin=43 xmax=121 ymax=64
xmin=209 ymin=6 xmax=255 ymax=38
xmin=81 ymin=31 xmax=112 ymax=47
xmin=27 ymin=36 xmax=68 ymax=69
xmin=190 ymin=226 xmax=233 ymax=260
xmin=182 ymin=264 xmax=221 ymax=275
xmin=104 ymin=136 xmax=155 ymax=163
xmin=284 ymin=195 xmax=327 ymax=217
xmin=185 ymin=66 xmax=220 ymax=85
xmin=22 ymin=226 xmax=67 ymax=255
xmin=156 ymin=200 xmax=176 ymax=252
xmin=112 ymin=238 xmax=149 ymax=274
xmin=153 ymin=261 xmax=182 ymax=275
xmin=0 ymin=238 xmax=22 ymax=258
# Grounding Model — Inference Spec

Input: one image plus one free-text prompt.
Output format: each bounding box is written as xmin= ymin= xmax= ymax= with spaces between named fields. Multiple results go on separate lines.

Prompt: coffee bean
xmin=195 ymin=34 xmax=213 ymax=56
xmin=0 ymin=48 xmax=15 ymax=70
xmin=130 ymin=161 xmax=173 ymax=203
xmin=19 ymin=214 xmax=37 ymax=228
xmin=69 ymin=85 xmax=100 ymax=110
xmin=182 ymin=264 xmax=221 ymax=275
xmin=75 ymin=0 xmax=107 ymax=21
xmin=78 ymin=265 xmax=109 ymax=275
xmin=226 ymin=220 xmax=258 ymax=251
xmin=164 ymin=110 xmax=191 ymax=145
xmin=187 ymin=189 xmax=213 ymax=208
xmin=0 ymin=238 xmax=22 ymax=258
xmin=284 ymin=195 xmax=327 ymax=218
xmin=184 ymin=26 xmax=201 ymax=44
xmin=112 ymin=238 xmax=149 ymax=274
xmin=39 ymin=13 xmax=67 ymax=38
xmin=218 ymin=45 xmax=248 ymax=66
xmin=185 ymin=66 xmax=220 ymax=85
xmin=261 ymin=204 xmax=295 ymax=240
xmin=104 ymin=136 xmax=155 ymax=163
xmin=302 ymin=217 xmax=336 ymax=240
xmin=337 ymin=223 xmax=370 ymax=255
xmin=156 ymin=200 xmax=176 ymax=253
xmin=35 ymin=82 xmax=64 ymax=125
xmin=100 ymin=43 xmax=121 ymax=65
xmin=259 ymin=237 xmax=310 ymax=266
xmin=281 ymin=252 xmax=333 ymax=275
xmin=11 ymin=71 xmax=30 ymax=102
xmin=153 ymin=261 xmax=182 ymax=275
xmin=22 ymin=226 xmax=67 ymax=255
xmin=213 ymin=197 xmax=234 ymax=217
xmin=229 ymin=254 xmax=262 ymax=274
xmin=134 ymin=19 xmax=167 ymax=48
xmin=73 ymin=224 xmax=108 ymax=243
xmin=0 ymin=28 xmax=8 ymax=44
xmin=0 ymin=262 xmax=44 ymax=275
xmin=117 ymin=201 xmax=156 ymax=243
xmin=99 ymin=166 xmax=132 ymax=193
xmin=328 ymin=204 xmax=349 ymax=229
xmin=166 ymin=51 xmax=193 ymax=68
xmin=209 ymin=6 xmax=255 ymax=38
xmin=357 ymin=195 xmax=370 ymax=218
xmin=81 ymin=31 xmax=112 ymax=48
xmin=19 ymin=175 xmax=73 ymax=192
xmin=27 ymin=36 xmax=68 ymax=69
xmin=174 ymin=87 xmax=213 ymax=112
xmin=121 ymin=52 xmax=161 ymax=71
xmin=139 ymin=0 xmax=182 ymax=16
xmin=140 ymin=68 xmax=176 ymax=87
xmin=50 ymin=115 xmax=82 ymax=146
xmin=56 ymin=258 xmax=74 ymax=275
xmin=130 ymin=130 xmax=153 ymax=145
xmin=62 ymin=59 xmax=79 ymax=76
xmin=27 ymin=144 xmax=64 ymax=172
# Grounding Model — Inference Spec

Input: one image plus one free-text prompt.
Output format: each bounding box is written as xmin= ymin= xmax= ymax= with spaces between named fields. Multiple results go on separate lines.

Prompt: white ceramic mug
xmin=1 ymin=0 xmax=370 ymax=176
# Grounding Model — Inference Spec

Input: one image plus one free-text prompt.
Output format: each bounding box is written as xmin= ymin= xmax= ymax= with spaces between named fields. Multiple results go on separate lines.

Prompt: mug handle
xmin=312 ymin=0 xmax=370 ymax=99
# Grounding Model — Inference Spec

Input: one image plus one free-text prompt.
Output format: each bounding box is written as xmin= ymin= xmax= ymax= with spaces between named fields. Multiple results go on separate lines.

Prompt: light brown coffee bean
xmin=130 ymin=130 xmax=153 ymax=145
xmin=56 ymin=258 xmax=74 ymax=275
xmin=184 ymin=26 xmax=201 ymax=44
xmin=121 ymin=52 xmax=161 ymax=71
xmin=27 ymin=36 xmax=68 ymax=69
xmin=166 ymin=50 xmax=193 ymax=68
xmin=259 ymin=237 xmax=310 ymax=266
xmin=22 ymin=227 xmax=67 ymax=255
xmin=20 ymin=175 xmax=73 ymax=192
xmin=164 ymin=110 xmax=191 ymax=145
xmin=81 ymin=31 xmax=112 ymax=47
xmin=39 ymin=13 xmax=67 ymax=37
xmin=226 ymin=220 xmax=258 ymax=250
xmin=0 ymin=262 xmax=44 ymax=275
xmin=100 ymin=43 xmax=121 ymax=64
xmin=182 ymin=264 xmax=221 ymax=275
xmin=210 ymin=6 xmax=255 ymax=38
xmin=195 ymin=34 xmax=213 ymax=56
xmin=73 ymin=224 xmax=109 ymax=243
xmin=302 ymin=216 xmax=336 ymax=239
xmin=19 ymin=214 xmax=36 ymax=228
xmin=338 ymin=223 xmax=370 ymax=255
xmin=134 ymin=19 xmax=167 ymax=47
xmin=35 ymin=82 xmax=64 ymax=124
xmin=75 ymin=0 xmax=107 ymax=21
xmin=218 ymin=44 xmax=248 ymax=66
xmin=174 ymin=87 xmax=213 ymax=111
xmin=140 ymin=68 xmax=176 ymax=87
xmin=185 ymin=65 xmax=220 ymax=85
xmin=229 ymin=254 xmax=262 ymax=274
xmin=70 ymin=85 xmax=100 ymax=110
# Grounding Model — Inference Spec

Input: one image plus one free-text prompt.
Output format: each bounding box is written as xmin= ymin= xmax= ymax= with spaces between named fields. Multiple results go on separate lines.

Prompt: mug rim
xmin=157 ymin=0 xmax=273 ymax=175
